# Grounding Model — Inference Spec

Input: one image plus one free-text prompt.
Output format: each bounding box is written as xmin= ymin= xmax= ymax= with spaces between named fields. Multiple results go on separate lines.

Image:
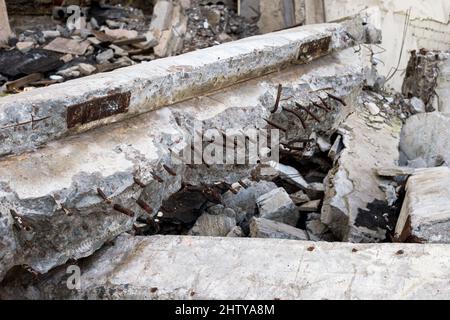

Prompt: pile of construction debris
xmin=1 ymin=7 xmax=450 ymax=299
xmin=0 ymin=0 xmax=259 ymax=94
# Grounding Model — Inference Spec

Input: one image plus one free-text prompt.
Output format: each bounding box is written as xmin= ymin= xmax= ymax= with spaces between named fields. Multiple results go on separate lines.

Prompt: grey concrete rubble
xmin=188 ymin=211 xmax=236 ymax=237
xmin=321 ymin=104 xmax=403 ymax=243
xmin=0 ymin=22 xmax=372 ymax=157
xmin=395 ymin=167 xmax=450 ymax=243
xmin=149 ymin=0 xmax=189 ymax=57
xmin=400 ymin=112 xmax=450 ymax=168
xmin=250 ymin=218 xmax=308 ymax=240
xmin=0 ymin=47 xmax=367 ymax=280
xmin=289 ymin=190 xmax=310 ymax=205
xmin=402 ymin=50 xmax=450 ymax=113
xmin=256 ymin=188 xmax=299 ymax=226
xmin=306 ymin=213 xmax=334 ymax=241
xmin=1 ymin=235 xmax=449 ymax=300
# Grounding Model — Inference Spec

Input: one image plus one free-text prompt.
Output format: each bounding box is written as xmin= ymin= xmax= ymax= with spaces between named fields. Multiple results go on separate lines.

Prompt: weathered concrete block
xmin=321 ymin=105 xmax=403 ymax=242
xmin=1 ymin=235 xmax=449 ymax=300
xmin=395 ymin=167 xmax=450 ymax=243
xmin=256 ymin=188 xmax=299 ymax=226
xmin=400 ymin=112 xmax=450 ymax=168
xmin=0 ymin=23 xmax=367 ymax=157
xmin=250 ymin=218 xmax=308 ymax=240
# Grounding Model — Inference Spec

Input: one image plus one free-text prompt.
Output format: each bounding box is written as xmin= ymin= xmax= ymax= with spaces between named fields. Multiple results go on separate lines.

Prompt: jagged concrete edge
xmin=1 ymin=235 xmax=449 ymax=300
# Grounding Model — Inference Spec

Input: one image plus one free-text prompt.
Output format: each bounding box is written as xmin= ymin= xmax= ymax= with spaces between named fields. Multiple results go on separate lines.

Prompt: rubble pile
xmin=182 ymin=0 xmax=259 ymax=53
xmin=0 ymin=9 xmax=449 ymax=299
xmin=0 ymin=0 xmax=259 ymax=94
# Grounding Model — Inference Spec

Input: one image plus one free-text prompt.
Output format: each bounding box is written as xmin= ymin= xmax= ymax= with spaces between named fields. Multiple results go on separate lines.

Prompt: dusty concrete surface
xmin=395 ymin=167 xmax=450 ymax=243
xmin=1 ymin=235 xmax=449 ymax=300
xmin=321 ymin=104 xmax=403 ymax=242
xmin=0 ymin=22 xmax=364 ymax=157
xmin=400 ymin=112 xmax=450 ymax=167
xmin=0 ymin=48 xmax=366 ymax=281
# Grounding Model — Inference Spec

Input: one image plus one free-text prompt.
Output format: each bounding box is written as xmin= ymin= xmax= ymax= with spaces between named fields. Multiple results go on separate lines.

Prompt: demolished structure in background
xmin=0 ymin=0 xmax=450 ymax=300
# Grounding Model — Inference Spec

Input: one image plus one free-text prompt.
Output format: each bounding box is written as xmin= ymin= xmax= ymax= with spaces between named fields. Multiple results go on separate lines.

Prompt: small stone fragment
xmin=409 ymin=97 xmax=426 ymax=114
xmin=188 ymin=213 xmax=236 ymax=237
xmin=289 ymin=190 xmax=310 ymax=205
xmin=250 ymin=218 xmax=308 ymax=240
xmin=317 ymin=136 xmax=331 ymax=152
xmin=96 ymin=49 xmax=114 ymax=64
xmin=256 ymin=188 xmax=300 ymax=226
xmin=226 ymin=226 xmax=245 ymax=237
xmin=78 ymin=63 xmax=96 ymax=76
xmin=299 ymin=200 xmax=321 ymax=212
xmin=365 ymin=102 xmax=380 ymax=115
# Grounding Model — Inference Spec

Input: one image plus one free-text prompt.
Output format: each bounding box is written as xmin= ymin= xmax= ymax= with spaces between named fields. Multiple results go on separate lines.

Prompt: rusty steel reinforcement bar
xmin=0 ymin=48 xmax=365 ymax=281
xmin=0 ymin=22 xmax=369 ymax=157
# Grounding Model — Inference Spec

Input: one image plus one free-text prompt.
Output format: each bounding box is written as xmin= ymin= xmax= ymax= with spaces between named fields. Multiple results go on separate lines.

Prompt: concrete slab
xmin=395 ymin=167 xmax=450 ymax=243
xmin=0 ymin=48 xmax=366 ymax=280
xmin=1 ymin=235 xmax=449 ymax=300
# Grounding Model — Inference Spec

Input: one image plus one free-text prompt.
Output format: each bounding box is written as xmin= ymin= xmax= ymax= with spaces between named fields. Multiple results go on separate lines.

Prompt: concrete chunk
xmin=250 ymin=218 xmax=308 ymax=240
xmin=256 ymin=188 xmax=299 ymax=226
xmin=395 ymin=167 xmax=450 ymax=243
xmin=1 ymin=235 xmax=448 ymax=300
xmin=188 ymin=213 xmax=236 ymax=237
xmin=400 ymin=112 xmax=450 ymax=168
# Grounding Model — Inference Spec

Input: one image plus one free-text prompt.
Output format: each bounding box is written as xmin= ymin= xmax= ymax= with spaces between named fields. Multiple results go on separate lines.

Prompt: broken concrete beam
xmin=400 ymin=112 xmax=450 ymax=168
xmin=0 ymin=49 xmax=367 ymax=280
xmin=321 ymin=105 xmax=403 ymax=243
xmin=1 ymin=235 xmax=449 ymax=300
xmin=0 ymin=23 xmax=369 ymax=157
xmin=250 ymin=218 xmax=308 ymax=240
xmin=395 ymin=167 xmax=450 ymax=243
xmin=0 ymin=0 xmax=12 ymax=44
xmin=402 ymin=50 xmax=450 ymax=113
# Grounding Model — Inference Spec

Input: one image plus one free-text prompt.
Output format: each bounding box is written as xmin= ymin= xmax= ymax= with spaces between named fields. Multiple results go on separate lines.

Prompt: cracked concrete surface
xmin=1 ymin=235 xmax=449 ymax=300
xmin=0 ymin=48 xmax=366 ymax=280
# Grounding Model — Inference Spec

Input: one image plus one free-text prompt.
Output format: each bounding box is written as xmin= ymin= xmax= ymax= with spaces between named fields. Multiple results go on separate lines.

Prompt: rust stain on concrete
xmin=66 ymin=92 xmax=131 ymax=128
